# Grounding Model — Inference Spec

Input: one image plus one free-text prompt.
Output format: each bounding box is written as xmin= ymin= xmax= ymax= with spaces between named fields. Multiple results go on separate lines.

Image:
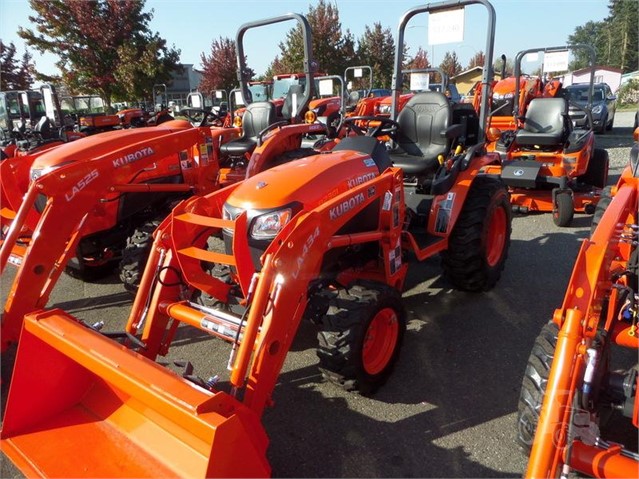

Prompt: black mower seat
xmin=389 ymin=91 xmax=452 ymax=175
xmin=516 ymin=97 xmax=569 ymax=147
xmin=219 ymin=101 xmax=276 ymax=156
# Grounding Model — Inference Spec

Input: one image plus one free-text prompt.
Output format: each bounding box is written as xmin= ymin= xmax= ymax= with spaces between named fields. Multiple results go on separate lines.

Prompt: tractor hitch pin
xmin=582 ymin=348 xmax=598 ymax=395
xmin=91 ymin=321 xmax=105 ymax=331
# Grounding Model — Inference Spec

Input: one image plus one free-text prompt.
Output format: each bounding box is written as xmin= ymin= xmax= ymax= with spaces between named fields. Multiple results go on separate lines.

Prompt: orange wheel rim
xmin=486 ymin=206 xmax=507 ymax=267
xmin=362 ymin=307 xmax=399 ymax=375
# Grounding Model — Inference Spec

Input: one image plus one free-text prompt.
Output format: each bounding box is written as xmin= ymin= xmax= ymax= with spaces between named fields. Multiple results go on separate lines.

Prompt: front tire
xmin=516 ymin=321 xmax=558 ymax=451
xmin=118 ymin=219 xmax=161 ymax=293
xmin=552 ymin=190 xmax=574 ymax=227
xmin=317 ymin=282 xmax=406 ymax=395
xmin=441 ymin=176 xmax=512 ymax=292
xmin=589 ymin=185 xmax=613 ymax=236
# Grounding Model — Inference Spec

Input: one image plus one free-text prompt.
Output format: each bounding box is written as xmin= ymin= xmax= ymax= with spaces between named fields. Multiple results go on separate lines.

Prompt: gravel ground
xmin=0 ymin=111 xmax=636 ymax=478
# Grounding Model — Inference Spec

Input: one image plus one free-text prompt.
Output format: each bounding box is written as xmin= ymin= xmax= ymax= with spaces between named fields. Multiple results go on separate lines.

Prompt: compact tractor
xmin=0 ymin=13 xmax=325 ymax=350
xmin=1 ymin=2 xmax=511 ymax=477
xmin=483 ymin=45 xmax=608 ymax=226
xmin=517 ymin=128 xmax=638 ymax=478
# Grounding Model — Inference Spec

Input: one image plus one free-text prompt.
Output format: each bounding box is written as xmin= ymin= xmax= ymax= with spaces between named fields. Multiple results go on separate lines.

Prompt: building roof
xmin=572 ymin=65 xmax=623 ymax=75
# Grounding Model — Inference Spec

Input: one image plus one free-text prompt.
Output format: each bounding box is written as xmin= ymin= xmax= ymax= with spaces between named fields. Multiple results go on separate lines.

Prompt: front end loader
xmin=517 ymin=128 xmax=639 ymax=478
xmin=1 ymin=2 xmax=510 ymax=477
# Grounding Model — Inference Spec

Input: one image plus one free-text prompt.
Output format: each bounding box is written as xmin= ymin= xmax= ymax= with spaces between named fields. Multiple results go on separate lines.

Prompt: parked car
xmin=565 ymin=82 xmax=616 ymax=133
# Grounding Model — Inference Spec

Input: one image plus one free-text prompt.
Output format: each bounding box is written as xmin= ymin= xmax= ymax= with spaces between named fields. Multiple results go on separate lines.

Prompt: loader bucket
xmin=1 ymin=309 xmax=270 ymax=478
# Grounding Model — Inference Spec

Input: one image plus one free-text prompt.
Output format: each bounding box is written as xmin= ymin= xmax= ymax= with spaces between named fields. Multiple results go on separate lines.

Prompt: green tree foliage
xmin=356 ymin=22 xmax=396 ymax=89
xmin=569 ymin=0 xmax=638 ymax=73
xmin=439 ymin=51 xmax=462 ymax=77
xmin=199 ymin=37 xmax=245 ymax=94
xmin=267 ymin=0 xmax=356 ymax=77
xmin=0 ymin=41 xmax=34 ymax=90
xmin=19 ymin=0 xmax=181 ymax=108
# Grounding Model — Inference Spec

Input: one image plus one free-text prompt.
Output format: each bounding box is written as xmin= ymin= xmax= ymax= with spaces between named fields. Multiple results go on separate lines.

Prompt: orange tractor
xmin=483 ymin=45 xmax=607 ymax=226
xmin=517 ymin=128 xmax=638 ymax=478
xmin=0 ymin=13 xmax=328 ymax=350
xmin=1 ymin=2 xmax=509 ymax=477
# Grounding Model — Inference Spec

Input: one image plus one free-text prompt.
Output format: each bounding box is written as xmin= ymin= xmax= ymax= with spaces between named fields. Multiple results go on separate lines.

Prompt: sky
xmin=0 ymin=0 xmax=610 ymax=81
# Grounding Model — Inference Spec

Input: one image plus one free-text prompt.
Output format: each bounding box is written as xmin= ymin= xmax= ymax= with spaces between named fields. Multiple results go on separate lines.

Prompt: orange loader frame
xmin=0 ymin=124 xmax=227 ymax=350
xmin=524 ymin=145 xmax=638 ymax=478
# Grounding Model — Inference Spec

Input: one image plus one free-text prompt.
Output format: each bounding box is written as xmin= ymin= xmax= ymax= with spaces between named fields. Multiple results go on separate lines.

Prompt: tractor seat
xmin=515 ymin=97 xmax=569 ymax=147
xmin=34 ymin=116 xmax=53 ymax=139
xmin=388 ymin=91 xmax=453 ymax=175
xmin=219 ymin=101 xmax=276 ymax=156
xmin=281 ymin=84 xmax=305 ymax=120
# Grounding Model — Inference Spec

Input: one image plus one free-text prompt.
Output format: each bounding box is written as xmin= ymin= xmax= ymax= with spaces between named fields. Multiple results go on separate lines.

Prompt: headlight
xmin=377 ymin=104 xmax=391 ymax=115
xmin=592 ymin=104 xmax=603 ymax=115
xmin=30 ymin=162 xmax=71 ymax=181
xmin=251 ymin=208 xmax=292 ymax=239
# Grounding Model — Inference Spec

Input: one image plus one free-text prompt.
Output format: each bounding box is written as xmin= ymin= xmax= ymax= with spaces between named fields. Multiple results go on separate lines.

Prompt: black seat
xmin=515 ymin=97 xmax=569 ymax=147
xmin=388 ymin=91 xmax=452 ymax=175
xmin=219 ymin=101 xmax=276 ymax=156
xmin=281 ymin=84 xmax=305 ymax=120
xmin=34 ymin=116 xmax=53 ymax=139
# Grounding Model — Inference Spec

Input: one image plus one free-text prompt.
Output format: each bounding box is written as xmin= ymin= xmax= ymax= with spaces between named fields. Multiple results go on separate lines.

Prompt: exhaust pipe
xmin=1 ymin=309 xmax=271 ymax=478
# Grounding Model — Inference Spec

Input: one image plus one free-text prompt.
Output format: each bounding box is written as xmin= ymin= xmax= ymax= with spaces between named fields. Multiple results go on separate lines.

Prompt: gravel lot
xmin=1 ymin=111 xmax=636 ymax=478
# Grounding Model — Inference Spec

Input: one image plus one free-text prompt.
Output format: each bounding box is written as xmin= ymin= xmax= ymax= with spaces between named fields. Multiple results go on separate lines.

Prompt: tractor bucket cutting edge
xmin=0 ymin=309 xmax=270 ymax=478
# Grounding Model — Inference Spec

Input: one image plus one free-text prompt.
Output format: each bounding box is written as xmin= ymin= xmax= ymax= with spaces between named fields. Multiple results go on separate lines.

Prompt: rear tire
xmin=516 ymin=321 xmax=558 ymax=451
xmin=119 ymin=219 xmax=161 ymax=293
xmin=317 ymin=282 xmax=406 ymax=395
xmin=552 ymin=191 xmax=573 ymax=227
xmin=441 ymin=176 xmax=512 ymax=292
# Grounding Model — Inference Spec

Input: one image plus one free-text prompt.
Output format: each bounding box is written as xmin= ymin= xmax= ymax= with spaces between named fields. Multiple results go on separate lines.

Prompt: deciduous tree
xmin=19 ymin=0 xmax=181 ymax=108
xmin=199 ymin=37 xmax=245 ymax=94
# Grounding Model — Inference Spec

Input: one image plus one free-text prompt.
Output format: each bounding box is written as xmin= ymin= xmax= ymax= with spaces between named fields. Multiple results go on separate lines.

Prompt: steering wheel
xmin=341 ymin=116 xmax=399 ymax=139
xmin=178 ymin=107 xmax=219 ymax=127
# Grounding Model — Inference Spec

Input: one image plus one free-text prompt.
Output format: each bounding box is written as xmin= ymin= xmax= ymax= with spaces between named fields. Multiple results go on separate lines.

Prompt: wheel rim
xmin=486 ymin=205 xmax=507 ymax=267
xmin=362 ymin=307 xmax=399 ymax=375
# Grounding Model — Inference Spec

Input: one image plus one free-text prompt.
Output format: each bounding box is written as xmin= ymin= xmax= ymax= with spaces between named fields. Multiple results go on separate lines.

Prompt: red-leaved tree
xmin=19 ymin=0 xmax=181 ymax=108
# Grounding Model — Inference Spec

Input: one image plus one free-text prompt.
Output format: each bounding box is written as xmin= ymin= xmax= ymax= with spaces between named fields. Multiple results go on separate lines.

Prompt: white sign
xmin=410 ymin=73 xmax=430 ymax=92
xmin=543 ymin=50 xmax=570 ymax=73
xmin=319 ymin=79 xmax=334 ymax=96
xmin=428 ymin=8 xmax=465 ymax=45
xmin=234 ymin=90 xmax=244 ymax=106
xmin=354 ymin=68 xmax=363 ymax=78
xmin=215 ymin=91 xmax=223 ymax=99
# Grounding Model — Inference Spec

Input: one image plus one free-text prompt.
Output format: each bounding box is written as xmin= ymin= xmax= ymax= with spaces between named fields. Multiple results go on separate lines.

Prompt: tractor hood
xmin=30 ymin=120 xmax=192 ymax=171
xmin=225 ymin=141 xmax=388 ymax=214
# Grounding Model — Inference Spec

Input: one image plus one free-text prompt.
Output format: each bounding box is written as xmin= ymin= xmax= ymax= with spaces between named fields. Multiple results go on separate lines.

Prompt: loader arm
xmin=526 ymin=171 xmax=638 ymax=479
xmin=0 ymin=127 xmax=212 ymax=350
xmin=124 ymin=165 xmax=406 ymax=416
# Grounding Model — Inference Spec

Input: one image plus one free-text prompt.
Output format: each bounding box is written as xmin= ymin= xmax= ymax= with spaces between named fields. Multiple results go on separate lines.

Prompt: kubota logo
xmin=112 ymin=146 xmax=155 ymax=168
xmin=329 ymin=192 xmax=365 ymax=220
xmin=347 ymin=172 xmax=376 ymax=189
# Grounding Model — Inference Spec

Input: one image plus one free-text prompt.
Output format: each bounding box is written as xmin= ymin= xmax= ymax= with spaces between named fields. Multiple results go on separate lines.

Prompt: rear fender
xmin=247 ymin=122 xmax=327 ymax=177
xmin=426 ymin=150 xmax=502 ymax=237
